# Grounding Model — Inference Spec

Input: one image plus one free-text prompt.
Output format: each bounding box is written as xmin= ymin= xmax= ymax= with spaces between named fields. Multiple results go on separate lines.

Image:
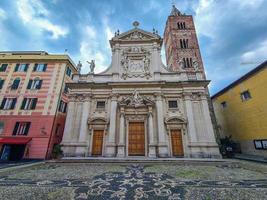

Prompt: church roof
xmin=170 ymin=5 xmax=181 ymax=16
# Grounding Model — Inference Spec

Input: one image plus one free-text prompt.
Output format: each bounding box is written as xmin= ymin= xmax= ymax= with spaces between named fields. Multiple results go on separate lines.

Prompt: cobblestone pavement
xmin=0 ymin=160 xmax=266 ymax=200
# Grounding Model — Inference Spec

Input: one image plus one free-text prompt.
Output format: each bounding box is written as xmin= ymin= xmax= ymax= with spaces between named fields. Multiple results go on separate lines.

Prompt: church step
xmin=48 ymin=157 xmax=229 ymax=164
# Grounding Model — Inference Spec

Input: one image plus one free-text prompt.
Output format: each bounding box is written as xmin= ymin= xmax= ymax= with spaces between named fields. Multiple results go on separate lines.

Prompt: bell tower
xmin=164 ymin=5 xmax=206 ymax=80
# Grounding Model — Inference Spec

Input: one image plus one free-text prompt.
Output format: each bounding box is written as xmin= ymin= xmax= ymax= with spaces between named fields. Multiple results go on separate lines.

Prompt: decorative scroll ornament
xmin=119 ymin=90 xmax=154 ymax=108
xmin=121 ymin=47 xmax=151 ymax=79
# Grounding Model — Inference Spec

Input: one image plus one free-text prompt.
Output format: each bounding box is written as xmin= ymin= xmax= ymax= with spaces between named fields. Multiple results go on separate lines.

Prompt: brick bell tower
xmin=164 ymin=5 xmax=206 ymax=80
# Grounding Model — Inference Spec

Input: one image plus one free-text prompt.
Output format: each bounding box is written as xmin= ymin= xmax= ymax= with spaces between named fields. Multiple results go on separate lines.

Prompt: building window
xmin=254 ymin=140 xmax=267 ymax=150
xmin=0 ymin=98 xmax=17 ymax=110
xmin=180 ymin=39 xmax=188 ymax=49
xmin=96 ymin=101 xmax=105 ymax=109
xmin=0 ymin=121 xmax=4 ymax=134
xmin=33 ymin=63 xmax=47 ymax=72
xmin=14 ymin=63 xmax=29 ymax=72
xmin=177 ymin=22 xmax=186 ymax=29
xmin=58 ymin=100 xmax=67 ymax=113
xmin=13 ymin=122 xmax=31 ymax=136
xmin=11 ymin=78 xmax=20 ymax=90
xmin=66 ymin=67 xmax=72 ymax=77
xmin=0 ymin=79 xmax=4 ymax=89
xmin=168 ymin=100 xmax=178 ymax=108
xmin=241 ymin=90 xmax=251 ymax=101
xmin=0 ymin=64 xmax=8 ymax=72
xmin=27 ymin=78 xmax=42 ymax=90
xmin=21 ymin=98 xmax=37 ymax=110
xmin=183 ymin=58 xmax=193 ymax=68
xmin=221 ymin=101 xmax=227 ymax=108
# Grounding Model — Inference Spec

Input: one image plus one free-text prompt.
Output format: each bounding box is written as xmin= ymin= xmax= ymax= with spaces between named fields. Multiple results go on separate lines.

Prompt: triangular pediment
xmin=115 ymin=28 xmax=160 ymax=41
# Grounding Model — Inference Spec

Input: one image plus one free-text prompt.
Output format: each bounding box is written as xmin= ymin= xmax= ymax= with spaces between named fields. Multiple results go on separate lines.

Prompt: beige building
xmin=61 ymin=7 xmax=220 ymax=158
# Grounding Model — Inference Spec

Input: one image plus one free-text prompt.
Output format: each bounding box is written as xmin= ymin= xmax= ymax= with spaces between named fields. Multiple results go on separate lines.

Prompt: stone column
xmin=105 ymin=94 xmax=118 ymax=157
xmin=76 ymin=95 xmax=91 ymax=156
xmin=184 ymin=93 xmax=198 ymax=142
xmin=200 ymin=93 xmax=216 ymax=142
xmin=148 ymin=106 xmax=156 ymax=157
xmin=117 ymin=107 xmax=125 ymax=157
xmin=155 ymin=93 xmax=169 ymax=157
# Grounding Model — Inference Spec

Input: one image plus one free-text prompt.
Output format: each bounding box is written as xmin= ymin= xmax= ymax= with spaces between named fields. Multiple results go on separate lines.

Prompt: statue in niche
xmin=87 ymin=60 xmax=95 ymax=74
xmin=143 ymin=56 xmax=150 ymax=72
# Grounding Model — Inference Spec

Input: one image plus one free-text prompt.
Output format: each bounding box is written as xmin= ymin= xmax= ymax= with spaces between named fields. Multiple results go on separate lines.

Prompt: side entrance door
xmin=171 ymin=130 xmax=184 ymax=157
xmin=91 ymin=130 xmax=104 ymax=156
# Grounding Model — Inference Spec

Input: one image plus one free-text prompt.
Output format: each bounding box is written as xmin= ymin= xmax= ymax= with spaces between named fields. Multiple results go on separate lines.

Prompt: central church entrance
xmin=128 ymin=122 xmax=145 ymax=156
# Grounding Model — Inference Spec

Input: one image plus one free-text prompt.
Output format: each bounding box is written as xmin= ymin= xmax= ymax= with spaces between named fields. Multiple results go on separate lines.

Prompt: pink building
xmin=0 ymin=51 xmax=77 ymax=161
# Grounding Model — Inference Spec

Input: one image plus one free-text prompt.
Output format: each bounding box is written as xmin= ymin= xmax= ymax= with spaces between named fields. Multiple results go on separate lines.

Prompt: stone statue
xmin=77 ymin=61 xmax=82 ymax=74
xmin=132 ymin=90 xmax=142 ymax=106
xmin=143 ymin=56 xmax=150 ymax=72
xmin=87 ymin=60 xmax=95 ymax=74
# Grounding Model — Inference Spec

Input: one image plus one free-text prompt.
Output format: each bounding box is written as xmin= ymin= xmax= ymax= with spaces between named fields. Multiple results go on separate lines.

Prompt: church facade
xmin=61 ymin=6 xmax=221 ymax=158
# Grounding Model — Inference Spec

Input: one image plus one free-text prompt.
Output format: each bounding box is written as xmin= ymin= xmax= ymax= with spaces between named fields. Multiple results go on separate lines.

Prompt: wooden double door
xmin=92 ymin=130 xmax=104 ymax=156
xmin=128 ymin=122 xmax=145 ymax=156
xmin=171 ymin=130 xmax=184 ymax=157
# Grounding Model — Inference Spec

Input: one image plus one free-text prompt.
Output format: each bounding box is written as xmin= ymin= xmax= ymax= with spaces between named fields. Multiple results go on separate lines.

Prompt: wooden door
xmin=92 ymin=130 xmax=104 ymax=156
xmin=171 ymin=130 xmax=184 ymax=157
xmin=128 ymin=122 xmax=145 ymax=156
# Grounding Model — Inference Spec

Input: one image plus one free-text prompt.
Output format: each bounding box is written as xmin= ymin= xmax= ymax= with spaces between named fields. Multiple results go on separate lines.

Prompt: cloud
xmin=0 ymin=8 xmax=7 ymax=20
xmin=78 ymin=22 xmax=114 ymax=74
xmin=16 ymin=0 xmax=68 ymax=39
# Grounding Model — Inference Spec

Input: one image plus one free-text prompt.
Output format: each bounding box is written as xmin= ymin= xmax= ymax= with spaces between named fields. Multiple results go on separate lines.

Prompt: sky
xmin=0 ymin=0 xmax=267 ymax=95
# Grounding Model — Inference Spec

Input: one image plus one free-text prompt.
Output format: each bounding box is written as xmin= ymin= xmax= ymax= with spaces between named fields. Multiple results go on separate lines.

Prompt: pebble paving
xmin=0 ymin=161 xmax=266 ymax=200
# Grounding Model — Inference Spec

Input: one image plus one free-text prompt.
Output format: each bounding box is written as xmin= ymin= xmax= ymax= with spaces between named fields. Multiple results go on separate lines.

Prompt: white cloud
xmin=241 ymin=39 xmax=267 ymax=63
xmin=0 ymin=8 xmax=7 ymax=20
xmin=16 ymin=0 xmax=68 ymax=39
xmin=78 ymin=22 xmax=114 ymax=74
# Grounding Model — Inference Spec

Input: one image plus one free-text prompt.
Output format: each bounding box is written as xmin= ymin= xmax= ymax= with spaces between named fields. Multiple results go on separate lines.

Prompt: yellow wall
xmin=213 ymin=67 xmax=267 ymax=141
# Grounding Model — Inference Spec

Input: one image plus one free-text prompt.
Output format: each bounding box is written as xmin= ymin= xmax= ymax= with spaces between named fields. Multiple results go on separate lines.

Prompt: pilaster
xmin=105 ymin=93 xmax=118 ymax=157
xmin=154 ymin=93 xmax=168 ymax=157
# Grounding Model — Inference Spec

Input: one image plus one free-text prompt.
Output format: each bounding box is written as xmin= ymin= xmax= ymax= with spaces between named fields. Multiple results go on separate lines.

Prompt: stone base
xmin=158 ymin=145 xmax=169 ymax=157
xmin=117 ymin=145 xmax=125 ymax=157
xmin=148 ymin=145 xmax=157 ymax=158
xmin=105 ymin=144 xmax=116 ymax=157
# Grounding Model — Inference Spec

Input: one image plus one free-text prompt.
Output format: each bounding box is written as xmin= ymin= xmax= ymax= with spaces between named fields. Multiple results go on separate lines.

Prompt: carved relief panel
xmin=120 ymin=46 xmax=151 ymax=79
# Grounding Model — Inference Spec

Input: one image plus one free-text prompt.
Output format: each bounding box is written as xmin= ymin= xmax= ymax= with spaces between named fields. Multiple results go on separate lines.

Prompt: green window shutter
xmin=14 ymin=64 xmax=19 ymax=72
xmin=11 ymin=98 xmax=17 ymax=109
xmin=12 ymin=79 xmax=20 ymax=89
xmin=24 ymin=122 xmax=31 ymax=135
xmin=31 ymin=98 xmax=37 ymax=109
xmin=33 ymin=64 xmax=38 ymax=71
xmin=21 ymin=98 xmax=27 ymax=109
xmin=27 ymin=80 xmax=33 ymax=89
xmin=37 ymin=80 xmax=43 ymax=89
xmin=0 ymin=79 xmax=4 ymax=89
xmin=13 ymin=122 xmax=19 ymax=135
xmin=24 ymin=64 xmax=29 ymax=72
xmin=43 ymin=64 xmax=47 ymax=71
xmin=0 ymin=98 xmax=6 ymax=109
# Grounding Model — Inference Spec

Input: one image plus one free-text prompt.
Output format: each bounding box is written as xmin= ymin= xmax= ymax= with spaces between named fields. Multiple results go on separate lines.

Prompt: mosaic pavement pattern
xmin=0 ymin=164 xmax=267 ymax=199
